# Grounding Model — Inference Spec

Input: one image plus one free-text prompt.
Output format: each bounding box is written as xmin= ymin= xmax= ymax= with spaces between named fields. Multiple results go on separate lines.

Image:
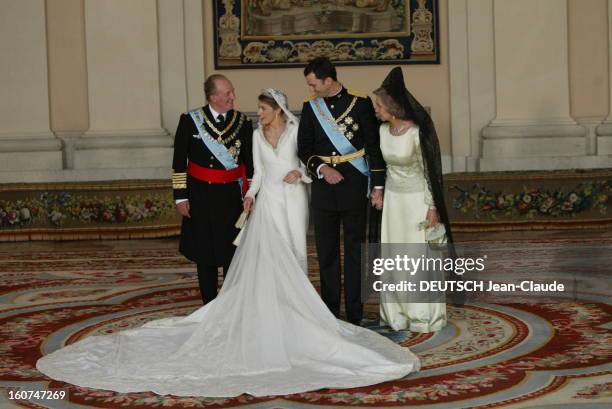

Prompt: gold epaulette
xmin=172 ymin=172 xmax=187 ymax=189
xmin=348 ymin=88 xmax=369 ymax=98
xmin=303 ymin=95 xmax=316 ymax=103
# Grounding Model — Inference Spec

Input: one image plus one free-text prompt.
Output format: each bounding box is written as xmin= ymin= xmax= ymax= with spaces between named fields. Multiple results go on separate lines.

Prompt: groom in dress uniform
xmin=172 ymin=74 xmax=253 ymax=304
xmin=297 ymin=57 xmax=385 ymax=325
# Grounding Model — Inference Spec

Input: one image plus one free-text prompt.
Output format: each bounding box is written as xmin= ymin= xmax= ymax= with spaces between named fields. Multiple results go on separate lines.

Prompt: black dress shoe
xmin=348 ymin=318 xmax=363 ymax=326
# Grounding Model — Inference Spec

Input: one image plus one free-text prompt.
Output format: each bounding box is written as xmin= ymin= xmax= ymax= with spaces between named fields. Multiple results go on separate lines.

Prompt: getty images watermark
xmin=361 ymin=243 xmax=609 ymax=304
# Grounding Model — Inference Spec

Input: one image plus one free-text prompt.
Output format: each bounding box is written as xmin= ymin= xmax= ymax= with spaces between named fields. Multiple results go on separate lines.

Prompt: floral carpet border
xmin=2 ymin=168 xmax=612 ymax=240
xmin=0 ymin=180 xmax=180 ymax=241
xmin=445 ymin=168 xmax=612 ymax=232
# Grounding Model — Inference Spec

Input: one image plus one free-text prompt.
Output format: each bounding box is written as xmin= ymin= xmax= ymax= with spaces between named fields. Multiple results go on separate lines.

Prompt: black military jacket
xmin=172 ymin=106 xmax=253 ymax=201
xmin=297 ymin=87 xmax=385 ymax=189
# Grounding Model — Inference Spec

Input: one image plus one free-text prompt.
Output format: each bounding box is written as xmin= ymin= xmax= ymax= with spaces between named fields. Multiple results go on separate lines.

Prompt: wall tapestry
xmin=213 ymin=0 xmax=439 ymax=68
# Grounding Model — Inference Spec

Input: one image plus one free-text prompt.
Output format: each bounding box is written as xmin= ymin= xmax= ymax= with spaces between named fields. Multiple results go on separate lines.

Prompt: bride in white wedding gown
xmin=36 ymin=89 xmax=420 ymax=398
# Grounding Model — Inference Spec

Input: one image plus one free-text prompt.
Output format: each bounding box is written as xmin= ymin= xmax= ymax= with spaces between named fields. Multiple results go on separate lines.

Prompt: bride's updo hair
xmin=258 ymin=94 xmax=285 ymax=118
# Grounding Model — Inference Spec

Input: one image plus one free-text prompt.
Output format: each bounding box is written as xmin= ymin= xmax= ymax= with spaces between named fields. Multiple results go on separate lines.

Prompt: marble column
xmin=596 ymin=0 xmax=612 ymax=154
xmin=0 ymin=0 xmax=61 ymax=174
xmin=568 ymin=0 xmax=609 ymax=166
xmin=185 ymin=0 xmax=207 ymax=110
xmin=46 ymin=0 xmax=89 ymax=170
xmin=158 ymin=0 xmax=188 ymax=135
xmin=480 ymin=0 xmax=586 ymax=170
xmin=158 ymin=0 xmax=206 ymax=134
xmin=76 ymin=0 xmax=171 ymax=169
xmin=449 ymin=0 xmax=496 ymax=172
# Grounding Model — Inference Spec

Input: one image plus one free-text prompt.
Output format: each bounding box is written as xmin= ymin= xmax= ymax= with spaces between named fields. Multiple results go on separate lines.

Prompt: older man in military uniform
xmin=298 ymin=57 xmax=385 ymax=325
xmin=172 ymin=74 xmax=253 ymax=304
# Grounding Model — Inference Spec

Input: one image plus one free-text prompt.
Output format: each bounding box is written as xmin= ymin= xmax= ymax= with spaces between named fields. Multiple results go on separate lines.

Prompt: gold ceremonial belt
xmin=318 ymin=149 xmax=365 ymax=165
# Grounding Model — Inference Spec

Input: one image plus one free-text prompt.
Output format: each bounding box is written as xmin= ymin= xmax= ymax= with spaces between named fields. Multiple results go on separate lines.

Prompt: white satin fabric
xmin=379 ymin=124 xmax=447 ymax=333
xmin=245 ymin=121 xmax=311 ymax=272
xmin=36 ymin=122 xmax=420 ymax=397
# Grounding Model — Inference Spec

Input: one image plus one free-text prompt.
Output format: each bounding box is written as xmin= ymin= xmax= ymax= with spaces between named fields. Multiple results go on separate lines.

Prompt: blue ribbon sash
xmin=309 ymin=98 xmax=370 ymax=185
xmin=188 ymin=108 xmax=238 ymax=170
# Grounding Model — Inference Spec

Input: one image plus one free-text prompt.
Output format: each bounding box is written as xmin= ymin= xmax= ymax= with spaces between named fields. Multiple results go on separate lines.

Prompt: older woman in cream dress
xmin=371 ymin=68 xmax=453 ymax=333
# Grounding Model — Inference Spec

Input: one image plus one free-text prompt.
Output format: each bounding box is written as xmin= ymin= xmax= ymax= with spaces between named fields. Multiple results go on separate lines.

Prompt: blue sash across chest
xmin=309 ymin=98 xmax=370 ymax=180
xmin=188 ymin=108 xmax=238 ymax=170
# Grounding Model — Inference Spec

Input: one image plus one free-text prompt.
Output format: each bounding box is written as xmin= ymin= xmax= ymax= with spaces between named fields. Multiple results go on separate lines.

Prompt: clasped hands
xmin=370 ymin=189 xmax=384 ymax=210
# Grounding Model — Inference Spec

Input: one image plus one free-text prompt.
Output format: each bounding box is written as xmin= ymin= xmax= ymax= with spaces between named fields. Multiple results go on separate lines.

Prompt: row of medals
xmin=337 ymin=116 xmax=359 ymax=140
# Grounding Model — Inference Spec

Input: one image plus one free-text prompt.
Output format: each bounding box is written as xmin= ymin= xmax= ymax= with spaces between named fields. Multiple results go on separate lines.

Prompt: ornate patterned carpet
xmin=0 ymin=237 xmax=610 ymax=409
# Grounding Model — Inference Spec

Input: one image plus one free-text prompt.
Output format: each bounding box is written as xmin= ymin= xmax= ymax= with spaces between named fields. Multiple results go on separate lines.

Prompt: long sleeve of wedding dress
xmin=36 ymin=122 xmax=420 ymax=398
xmin=245 ymin=126 xmax=263 ymax=199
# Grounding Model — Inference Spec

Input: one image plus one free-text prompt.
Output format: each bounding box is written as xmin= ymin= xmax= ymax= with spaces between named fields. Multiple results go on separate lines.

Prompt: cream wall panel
xmin=158 ymin=0 xmax=190 ymax=134
xmin=46 ymin=0 xmax=89 ymax=132
xmin=595 ymin=0 xmax=612 ymax=144
xmin=84 ymin=0 xmax=164 ymax=133
xmin=0 ymin=0 xmax=53 ymax=137
xmin=568 ymin=0 xmax=608 ymax=119
xmin=493 ymin=0 xmax=572 ymax=121
xmin=185 ymin=0 xmax=207 ymax=109
xmin=449 ymin=0 xmax=496 ymax=172
xmin=449 ymin=0 xmax=612 ymax=171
